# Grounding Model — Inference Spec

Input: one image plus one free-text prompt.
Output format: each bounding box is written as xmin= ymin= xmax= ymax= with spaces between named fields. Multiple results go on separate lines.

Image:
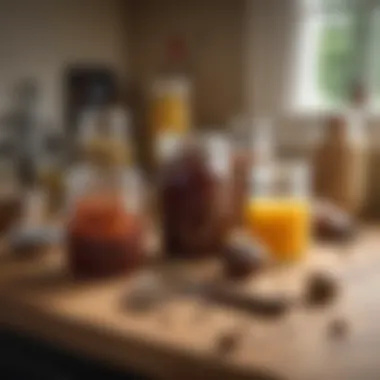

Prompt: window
xmin=293 ymin=0 xmax=380 ymax=111
xmin=370 ymin=8 xmax=380 ymax=105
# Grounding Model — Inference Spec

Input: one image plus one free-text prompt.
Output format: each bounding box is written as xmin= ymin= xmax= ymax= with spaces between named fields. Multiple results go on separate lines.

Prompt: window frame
xmin=291 ymin=0 xmax=378 ymax=114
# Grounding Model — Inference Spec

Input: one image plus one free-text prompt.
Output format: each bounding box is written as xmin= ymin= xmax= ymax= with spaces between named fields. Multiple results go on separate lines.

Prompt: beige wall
xmin=246 ymin=0 xmax=298 ymax=118
xmin=0 ymin=0 xmax=127 ymax=126
xmin=126 ymin=0 xmax=245 ymax=126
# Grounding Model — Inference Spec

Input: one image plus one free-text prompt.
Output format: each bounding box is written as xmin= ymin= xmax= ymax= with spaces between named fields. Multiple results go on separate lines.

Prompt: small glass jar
xmin=245 ymin=161 xmax=311 ymax=262
xmin=159 ymin=131 xmax=232 ymax=258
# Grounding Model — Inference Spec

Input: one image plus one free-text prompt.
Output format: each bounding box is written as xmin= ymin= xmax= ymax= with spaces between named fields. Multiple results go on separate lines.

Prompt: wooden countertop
xmin=0 ymin=228 xmax=379 ymax=380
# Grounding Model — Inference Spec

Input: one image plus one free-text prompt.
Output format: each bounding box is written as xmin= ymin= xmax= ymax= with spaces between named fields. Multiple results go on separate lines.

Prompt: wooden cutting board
xmin=0 ymin=227 xmax=378 ymax=380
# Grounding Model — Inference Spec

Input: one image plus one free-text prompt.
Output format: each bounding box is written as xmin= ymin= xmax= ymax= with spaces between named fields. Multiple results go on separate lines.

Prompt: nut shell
xmin=313 ymin=201 xmax=356 ymax=243
xmin=304 ymin=271 xmax=339 ymax=307
xmin=223 ymin=231 xmax=267 ymax=280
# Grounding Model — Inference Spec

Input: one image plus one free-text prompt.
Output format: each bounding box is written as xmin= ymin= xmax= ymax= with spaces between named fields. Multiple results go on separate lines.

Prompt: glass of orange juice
xmin=245 ymin=162 xmax=311 ymax=262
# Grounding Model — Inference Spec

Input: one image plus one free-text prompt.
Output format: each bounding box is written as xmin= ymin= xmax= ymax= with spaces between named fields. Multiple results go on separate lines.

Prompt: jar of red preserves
xmin=159 ymin=131 xmax=233 ymax=258
xmin=66 ymin=166 xmax=146 ymax=278
xmin=66 ymin=107 xmax=146 ymax=279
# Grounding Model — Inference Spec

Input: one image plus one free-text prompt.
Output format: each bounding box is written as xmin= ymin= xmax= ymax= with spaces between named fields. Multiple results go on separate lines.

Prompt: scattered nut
xmin=304 ymin=272 xmax=339 ymax=307
xmin=223 ymin=230 xmax=268 ymax=280
xmin=313 ymin=201 xmax=356 ymax=243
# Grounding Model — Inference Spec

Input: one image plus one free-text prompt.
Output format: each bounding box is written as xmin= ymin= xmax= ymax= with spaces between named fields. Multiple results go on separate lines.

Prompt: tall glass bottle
xmin=150 ymin=37 xmax=192 ymax=167
xmin=148 ymin=38 xmax=193 ymax=249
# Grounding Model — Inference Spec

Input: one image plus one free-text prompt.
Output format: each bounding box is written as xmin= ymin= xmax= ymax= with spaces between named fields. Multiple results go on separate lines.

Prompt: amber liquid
xmin=245 ymin=198 xmax=311 ymax=262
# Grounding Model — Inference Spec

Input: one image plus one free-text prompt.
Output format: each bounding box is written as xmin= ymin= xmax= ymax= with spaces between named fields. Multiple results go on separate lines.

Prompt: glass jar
xmin=245 ymin=161 xmax=311 ymax=262
xmin=65 ymin=106 xmax=146 ymax=278
xmin=159 ymin=131 xmax=232 ymax=258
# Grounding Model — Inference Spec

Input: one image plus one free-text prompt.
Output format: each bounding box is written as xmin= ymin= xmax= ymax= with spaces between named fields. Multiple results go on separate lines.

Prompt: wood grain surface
xmin=0 ymin=227 xmax=379 ymax=380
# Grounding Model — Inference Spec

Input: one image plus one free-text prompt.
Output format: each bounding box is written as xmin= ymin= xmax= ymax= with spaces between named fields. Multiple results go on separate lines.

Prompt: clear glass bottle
xmin=159 ymin=130 xmax=232 ymax=258
xmin=66 ymin=107 xmax=146 ymax=278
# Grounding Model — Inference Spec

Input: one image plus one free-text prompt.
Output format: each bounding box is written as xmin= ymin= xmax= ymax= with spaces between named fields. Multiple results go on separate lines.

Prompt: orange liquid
xmin=245 ymin=198 xmax=311 ymax=261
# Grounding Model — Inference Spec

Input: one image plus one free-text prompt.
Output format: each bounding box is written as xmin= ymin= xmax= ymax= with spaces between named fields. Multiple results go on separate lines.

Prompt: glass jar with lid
xmin=159 ymin=130 xmax=233 ymax=258
xmin=66 ymin=107 xmax=147 ymax=278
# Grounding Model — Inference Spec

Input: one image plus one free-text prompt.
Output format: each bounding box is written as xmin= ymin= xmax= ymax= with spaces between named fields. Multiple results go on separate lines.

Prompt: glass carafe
xmin=245 ymin=161 xmax=311 ymax=262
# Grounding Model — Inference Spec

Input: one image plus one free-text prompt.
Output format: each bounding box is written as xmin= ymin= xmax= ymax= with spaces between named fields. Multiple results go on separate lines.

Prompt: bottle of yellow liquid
xmin=150 ymin=79 xmax=190 ymax=135
xmin=245 ymin=163 xmax=311 ymax=262
xmin=150 ymin=37 xmax=192 ymax=162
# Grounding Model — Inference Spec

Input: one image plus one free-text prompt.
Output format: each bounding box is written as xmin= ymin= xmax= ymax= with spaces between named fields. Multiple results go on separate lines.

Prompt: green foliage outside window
xmin=317 ymin=18 xmax=356 ymax=105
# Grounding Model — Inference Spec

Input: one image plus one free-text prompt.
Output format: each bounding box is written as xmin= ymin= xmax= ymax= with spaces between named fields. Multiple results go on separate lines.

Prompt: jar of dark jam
xmin=159 ymin=131 xmax=232 ymax=258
